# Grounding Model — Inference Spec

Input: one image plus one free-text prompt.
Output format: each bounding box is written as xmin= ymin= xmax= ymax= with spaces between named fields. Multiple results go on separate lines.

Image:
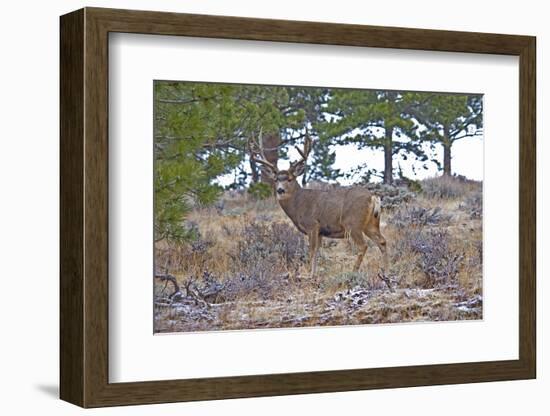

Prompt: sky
xmin=216 ymin=134 xmax=483 ymax=187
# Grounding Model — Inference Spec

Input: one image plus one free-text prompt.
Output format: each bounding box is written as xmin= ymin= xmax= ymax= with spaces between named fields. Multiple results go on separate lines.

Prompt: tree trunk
xmin=442 ymin=126 xmax=452 ymax=176
xmin=260 ymin=132 xmax=280 ymax=186
xmin=383 ymin=127 xmax=393 ymax=185
xmin=443 ymin=143 xmax=452 ymax=176
xmin=249 ymin=158 xmax=260 ymax=183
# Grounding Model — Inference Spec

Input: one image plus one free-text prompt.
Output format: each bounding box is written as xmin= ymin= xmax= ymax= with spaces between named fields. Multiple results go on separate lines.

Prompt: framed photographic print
xmin=60 ymin=7 xmax=536 ymax=408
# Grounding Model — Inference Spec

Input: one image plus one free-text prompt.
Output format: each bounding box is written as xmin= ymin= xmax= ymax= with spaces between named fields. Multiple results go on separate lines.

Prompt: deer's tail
xmin=371 ymin=195 xmax=381 ymax=219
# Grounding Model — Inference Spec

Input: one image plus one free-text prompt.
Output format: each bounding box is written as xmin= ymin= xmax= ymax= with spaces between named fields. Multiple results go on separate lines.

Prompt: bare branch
xmin=451 ymin=130 xmax=483 ymax=142
xmin=155 ymin=274 xmax=182 ymax=299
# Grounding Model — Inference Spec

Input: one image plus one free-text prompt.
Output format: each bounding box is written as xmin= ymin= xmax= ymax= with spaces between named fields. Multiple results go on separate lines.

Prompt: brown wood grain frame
xmin=60 ymin=7 xmax=536 ymax=408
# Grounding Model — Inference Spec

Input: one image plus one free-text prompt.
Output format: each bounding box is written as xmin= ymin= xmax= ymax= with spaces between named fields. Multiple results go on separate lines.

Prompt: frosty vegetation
xmin=154 ymin=176 xmax=482 ymax=332
xmin=153 ymin=82 xmax=483 ymax=333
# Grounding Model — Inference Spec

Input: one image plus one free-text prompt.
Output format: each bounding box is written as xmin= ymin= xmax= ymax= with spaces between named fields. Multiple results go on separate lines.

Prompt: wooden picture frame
xmin=60 ymin=7 xmax=536 ymax=408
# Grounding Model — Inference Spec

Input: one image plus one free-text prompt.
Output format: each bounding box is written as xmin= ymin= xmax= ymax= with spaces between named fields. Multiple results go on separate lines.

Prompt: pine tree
xmin=320 ymin=90 xmax=426 ymax=184
xmin=408 ymin=94 xmax=483 ymax=176
xmin=154 ymin=81 xmax=285 ymax=242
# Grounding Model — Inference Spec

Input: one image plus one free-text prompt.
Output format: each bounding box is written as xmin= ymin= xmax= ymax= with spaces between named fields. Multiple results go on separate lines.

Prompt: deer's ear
xmin=291 ymin=160 xmax=306 ymax=177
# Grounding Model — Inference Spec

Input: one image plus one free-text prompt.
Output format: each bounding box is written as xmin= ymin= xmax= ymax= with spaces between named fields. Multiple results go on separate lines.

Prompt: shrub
xmin=321 ymin=271 xmax=372 ymax=291
xmin=459 ymin=192 xmax=483 ymax=219
xmin=392 ymin=206 xmax=452 ymax=228
xmin=190 ymin=237 xmax=213 ymax=254
xmin=194 ymin=270 xmax=276 ymax=303
xmin=183 ymin=265 xmax=294 ymax=304
xmin=409 ymin=229 xmax=464 ymax=287
xmin=393 ymin=228 xmax=464 ymax=288
xmin=421 ymin=175 xmax=471 ymax=199
xmin=468 ymin=239 xmax=483 ymax=271
xmin=237 ymin=221 xmax=307 ymax=271
xmin=222 ymin=272 xmax=279 ymax=301
xmin=270 ymin=222 xmax=308 ymax=267
xmin=394 ymin=176 xmax=423 ymax=193
xmin=364 ymin=183 xmax=416 ymax=210
xmin=247 ymin=182 xmax=273 ymax=200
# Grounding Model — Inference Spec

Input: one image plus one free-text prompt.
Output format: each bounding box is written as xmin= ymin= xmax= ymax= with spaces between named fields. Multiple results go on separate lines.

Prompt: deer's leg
xmin=308 ymin=228 xmax=321 ymax=278
xmin=365 ymin=225 xmax=388 ymax=273
xmin=365 ymin=225 xmax=393 ymax=291
xmin=349 ymin=229 xmax=368 ymax=272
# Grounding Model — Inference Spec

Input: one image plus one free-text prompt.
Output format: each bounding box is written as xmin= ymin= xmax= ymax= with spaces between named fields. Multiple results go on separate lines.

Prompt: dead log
xmin=155 ymin=273 xmax=182 ymax=299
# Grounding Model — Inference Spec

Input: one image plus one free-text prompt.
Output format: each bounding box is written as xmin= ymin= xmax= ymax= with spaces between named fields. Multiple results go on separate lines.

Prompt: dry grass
xmin=154 ymin=176 xmax=483 ymax=333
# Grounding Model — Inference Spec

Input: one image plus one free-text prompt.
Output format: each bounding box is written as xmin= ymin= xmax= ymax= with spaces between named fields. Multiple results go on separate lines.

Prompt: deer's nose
xmin=277 ymin=188 xmax=285 ymax=194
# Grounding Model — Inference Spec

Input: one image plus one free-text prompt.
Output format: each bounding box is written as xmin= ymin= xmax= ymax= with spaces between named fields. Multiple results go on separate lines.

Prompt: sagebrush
xmin=154 ymin=176 xmax=482 ymax=332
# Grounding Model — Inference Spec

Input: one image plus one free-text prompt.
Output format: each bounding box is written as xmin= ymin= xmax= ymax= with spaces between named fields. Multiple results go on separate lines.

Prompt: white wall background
xmin=0 ymin=0 xmax=545 ymax=414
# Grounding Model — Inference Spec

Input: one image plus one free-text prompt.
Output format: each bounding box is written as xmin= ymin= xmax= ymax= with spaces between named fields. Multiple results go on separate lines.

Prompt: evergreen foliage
xmin=154 ymin=81 xmax=482 ymax=243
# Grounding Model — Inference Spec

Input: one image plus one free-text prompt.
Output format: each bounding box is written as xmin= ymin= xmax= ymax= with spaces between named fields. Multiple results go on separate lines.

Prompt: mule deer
xmin=249 ymin=133 xmax=391 ymax=289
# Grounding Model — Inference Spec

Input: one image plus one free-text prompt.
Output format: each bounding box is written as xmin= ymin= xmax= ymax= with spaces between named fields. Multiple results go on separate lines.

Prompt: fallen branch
xmin=155 ymin=273 xmax=182 ymax=300
xmin=378 ymin=271 xmax=396 ymax=293
xmin=183 ymin=278 xmax=211 ymax=308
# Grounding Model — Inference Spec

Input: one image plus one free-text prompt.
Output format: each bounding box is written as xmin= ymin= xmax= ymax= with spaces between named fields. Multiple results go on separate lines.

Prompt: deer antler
xmin=294 ymin=134 xmax=312 ymax=162
xmin=248 ymin=127 xmax=278 ymax=174
xmin=289 ymin=134 xmax=312 ymax=176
